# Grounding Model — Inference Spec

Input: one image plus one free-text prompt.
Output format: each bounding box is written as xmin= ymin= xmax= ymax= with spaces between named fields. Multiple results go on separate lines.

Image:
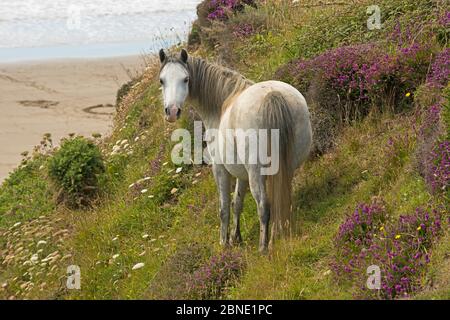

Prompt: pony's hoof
xmin=230 ymin=234 xmax=243 ymax=246
xmin=258 ymin=246 xmax=269 ymax=255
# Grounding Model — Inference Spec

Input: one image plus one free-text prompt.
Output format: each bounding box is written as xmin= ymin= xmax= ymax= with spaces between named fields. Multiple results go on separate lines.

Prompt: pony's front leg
xmin=212 ymin=164 xmax=231 ymax=246
xmin=248 ymin=166 xmax=270 ymax=253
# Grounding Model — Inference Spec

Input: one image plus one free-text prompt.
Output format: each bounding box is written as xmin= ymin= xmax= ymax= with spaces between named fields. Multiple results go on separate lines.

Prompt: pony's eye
xmin=159 ymin=79 xmax=164 ymax=85
xmin=184 ymin=77 xmax=189 ymax=83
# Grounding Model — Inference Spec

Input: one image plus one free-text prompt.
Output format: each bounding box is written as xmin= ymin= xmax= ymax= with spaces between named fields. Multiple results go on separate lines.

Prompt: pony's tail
xmin=261 ymin=91 xmax=295 ymax=242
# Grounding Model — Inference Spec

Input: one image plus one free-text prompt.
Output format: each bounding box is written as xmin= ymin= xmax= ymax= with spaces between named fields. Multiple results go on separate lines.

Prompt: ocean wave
xmin=0 ymin=0 xmax=201 ymax=49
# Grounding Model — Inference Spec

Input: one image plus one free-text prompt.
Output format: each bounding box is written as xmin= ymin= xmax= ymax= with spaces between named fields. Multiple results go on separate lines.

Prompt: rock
xmin=112 ymin=254 xmax=120 ymax=260
xmin=142 ymin=234 xmax=149 ymax=239
xmin=170 ymin=188 xmax=178 ymax=195
xmin=175 ymin=167 xmax=183 ymax=174
xmin=141 ymin=189 xmax=148 ymax=194
xmin=132 ymin=263 xmax=145 ymax=270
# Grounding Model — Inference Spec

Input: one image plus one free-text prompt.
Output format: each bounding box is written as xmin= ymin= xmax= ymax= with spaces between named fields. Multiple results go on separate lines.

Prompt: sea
xmin=0 ymin=0 xmax=202 ymax=62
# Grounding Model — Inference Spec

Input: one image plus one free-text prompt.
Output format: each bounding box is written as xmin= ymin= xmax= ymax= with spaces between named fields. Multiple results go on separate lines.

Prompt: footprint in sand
xmin=18 ymin=100 xmax=59 ymax=109
xmin=83 ymin=104 xmax=115 ymax=116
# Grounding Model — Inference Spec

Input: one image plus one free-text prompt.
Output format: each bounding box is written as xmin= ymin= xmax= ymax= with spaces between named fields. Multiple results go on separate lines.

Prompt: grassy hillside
xmin=0 ymin=0 xmax=448 ymax=300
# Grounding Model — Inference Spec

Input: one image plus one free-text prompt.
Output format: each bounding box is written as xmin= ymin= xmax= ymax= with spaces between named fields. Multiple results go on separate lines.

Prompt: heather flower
xmin=207 ymin=0 xmax=256 ymax=21
xmin=424 ymin=140 xmax=450 ymax=193
xmin=438 ymin=11 xmax=450 ymax=27
xmin=186 ymin=250 xmax=245 ymax=299
xmin=426 ymin=48 xmax=450 ymax=88
xmin=232 ymin=23 xmax=255 ymax=38
xmin=416 ymin=103 xmax=448 ymax=194
xmin=275 ymin=41 xmax=432 ymax=122
xmin=332 ymin=199 xmax=444 ymax=299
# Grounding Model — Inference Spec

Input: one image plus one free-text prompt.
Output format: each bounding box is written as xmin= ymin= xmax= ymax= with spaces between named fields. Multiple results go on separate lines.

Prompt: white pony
xmin=159 ymin=49 xmax=312 ymax=252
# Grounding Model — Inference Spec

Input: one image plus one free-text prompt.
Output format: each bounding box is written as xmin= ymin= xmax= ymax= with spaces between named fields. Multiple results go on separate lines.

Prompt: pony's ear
xmin=181 ymin=49 xmax=188 ymax=63
xmin=159 ymin=49 xmax=166 ymax=63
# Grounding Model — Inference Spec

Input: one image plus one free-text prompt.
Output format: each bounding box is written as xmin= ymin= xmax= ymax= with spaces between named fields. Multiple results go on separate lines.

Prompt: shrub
xmin=277 ymin=41 xmax=433 ymax=118
xmin=332 ymin=199 xmax=443 ymax=299
xmin=192 ymin=0 xmax=262 ymax=63
xmin=186 ymin=250 xmax=245 ymax=299
xmin=147 ymin=243 xmax=210 ymax=299
xmin=275 ymin=35 xmax=437 ymax=155
xmin=48 ymin=136 xmax=105 ymax=207
xmin=206 ymin=0 xmax=256 ymax=21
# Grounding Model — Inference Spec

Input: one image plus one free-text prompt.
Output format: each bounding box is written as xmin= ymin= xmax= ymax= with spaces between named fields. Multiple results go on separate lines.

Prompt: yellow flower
xmin=379 ymin=226 xmax=384 ymax=231
xmin=417 ymin=226 xmax=422 ymax=231
xmin=395 ymin=234 xmax=401 ymax=239
xmin=405 ymin=92 xmax=411 ymax=97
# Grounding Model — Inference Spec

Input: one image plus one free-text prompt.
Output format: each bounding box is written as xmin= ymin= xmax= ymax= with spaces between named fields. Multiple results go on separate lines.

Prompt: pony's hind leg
xmin=248 ymin=166 xmax=270 ymax=253
xmin=231 ymin=179 xmax=248 ymax=245
xmin=212 ymin=164 xmax=231 ymax=246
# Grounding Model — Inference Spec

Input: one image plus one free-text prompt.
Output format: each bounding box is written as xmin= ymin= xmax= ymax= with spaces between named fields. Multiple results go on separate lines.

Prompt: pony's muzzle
xmin=165 ymin=106 xmax=181 ymax=122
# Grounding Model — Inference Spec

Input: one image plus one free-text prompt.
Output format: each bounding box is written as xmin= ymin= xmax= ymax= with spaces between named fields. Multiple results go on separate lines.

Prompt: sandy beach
xmin=0 ymin=55 xmax=146 ymax=183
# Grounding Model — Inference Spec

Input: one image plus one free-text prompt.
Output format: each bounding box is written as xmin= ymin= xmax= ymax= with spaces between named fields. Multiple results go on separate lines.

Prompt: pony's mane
xmin=187 ymin=57 xmax=253 ymax=117
xmin=161 ymin=54 xmax=253 ymax=118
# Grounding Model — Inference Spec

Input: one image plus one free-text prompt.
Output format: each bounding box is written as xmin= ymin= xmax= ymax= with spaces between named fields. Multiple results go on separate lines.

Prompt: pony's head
xmin=158 ymin=49 xmax=189 ymax=122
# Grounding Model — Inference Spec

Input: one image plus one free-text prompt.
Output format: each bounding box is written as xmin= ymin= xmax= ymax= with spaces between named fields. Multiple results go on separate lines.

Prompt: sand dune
xmin=0 ymin=55 xmax=146 ymax=183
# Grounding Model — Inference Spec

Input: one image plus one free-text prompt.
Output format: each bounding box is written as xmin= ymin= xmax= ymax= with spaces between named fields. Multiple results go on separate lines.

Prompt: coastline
xmin=0 ymin=55 xmax=146 ymax=183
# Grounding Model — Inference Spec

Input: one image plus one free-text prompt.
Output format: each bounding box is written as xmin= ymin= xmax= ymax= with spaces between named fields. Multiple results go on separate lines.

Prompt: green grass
xmin=0 ymin=155 xmax=54 ymax=228
xmin=0 ymin=0 xmax=447 ymax=300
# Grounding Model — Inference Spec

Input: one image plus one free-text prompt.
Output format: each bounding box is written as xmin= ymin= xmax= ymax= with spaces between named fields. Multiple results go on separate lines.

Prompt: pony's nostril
xmin=177 ymin=109 xmax=181 ymax=117
xmin=165 ymin=108 xmax=170 ymax=116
